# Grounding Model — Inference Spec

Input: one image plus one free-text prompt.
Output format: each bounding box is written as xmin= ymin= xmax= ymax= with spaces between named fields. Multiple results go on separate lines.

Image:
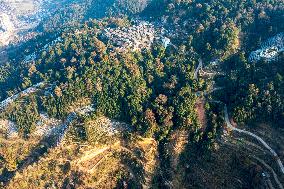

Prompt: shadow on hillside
xmin=0 ymin=134 xmax=59 ymax=185
xmin=141 ymin=0 xmax=167 ymax=17
xmin=86 ymin=0 xmax=115 ymax=19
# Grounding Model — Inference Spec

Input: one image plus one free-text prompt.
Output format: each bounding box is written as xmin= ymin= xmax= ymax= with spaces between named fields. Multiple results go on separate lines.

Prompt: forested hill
xmin=0 ymin=0 xmax=283 ymax=143
xmin=0 ymin=0 xmax=284 ymax=188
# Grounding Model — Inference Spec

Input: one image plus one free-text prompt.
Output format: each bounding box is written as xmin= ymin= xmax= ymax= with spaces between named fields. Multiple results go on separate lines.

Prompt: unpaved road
xmin=199 ymin=57 xmax=284 ymax=188
xmin=197 ymin=58 xmax=284 ymax=175
xmin=194 ymin=58 xmax=203 ymax=79
xmin=224 ymin=105 xmax=284 ymax=174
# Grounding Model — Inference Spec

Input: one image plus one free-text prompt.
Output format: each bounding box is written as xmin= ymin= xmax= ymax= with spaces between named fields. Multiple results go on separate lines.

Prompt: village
xmin=103 ymin=21 xmax=171 ymax=52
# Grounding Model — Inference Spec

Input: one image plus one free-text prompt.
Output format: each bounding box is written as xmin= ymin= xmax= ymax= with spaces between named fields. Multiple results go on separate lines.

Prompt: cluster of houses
xmin=103 ymin=21 xmax=171 ymax=52
xmin=249 ymin=33 xmax=284 ymax=62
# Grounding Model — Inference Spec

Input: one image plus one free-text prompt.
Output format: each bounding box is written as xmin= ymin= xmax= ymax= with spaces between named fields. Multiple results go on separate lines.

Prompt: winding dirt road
xmin=196 ymin=57 xmax=284 ymax=187
xmin=253 ymin=156 xmax=284 ymax=189
xmin=224 ymin=105 xmax=284 ymax=174
xmin=193 ymin=59 xmax=203 ymax=79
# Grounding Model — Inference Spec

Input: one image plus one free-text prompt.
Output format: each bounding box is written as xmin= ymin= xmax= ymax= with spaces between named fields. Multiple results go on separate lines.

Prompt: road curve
xmin=194 ymin=59 xmax=203 ymax=80
xmin=224 ymin=105 xmax=284 ymax=174
xmin=252 ymin=156 xmax=284 ymax=189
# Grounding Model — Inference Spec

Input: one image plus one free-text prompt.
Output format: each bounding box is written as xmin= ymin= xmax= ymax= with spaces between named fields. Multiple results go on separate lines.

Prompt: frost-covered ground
xmin=0 ymin=119 xmax=17 ymax=138
xmin=0 ymin=0 xmax=42 ymax=45
xmin=0 ymin=82 xmax=45 ymax=111
xmin=249 ymin=33 xmax=284 ymax=62
xmin=23 ymin=36 xmax=62 ymax=64
xmin=92 ymin=116 xmax=130 ymax=136
xmin=0 ymin=13 xmax=15 ymax=45
xmin=35 ymin=105 xmax=129 ymax=143
xmin=0 ymin=104 xmax=129 ymax=145
xmin=34 ymin=113 xmax=62 ymax=136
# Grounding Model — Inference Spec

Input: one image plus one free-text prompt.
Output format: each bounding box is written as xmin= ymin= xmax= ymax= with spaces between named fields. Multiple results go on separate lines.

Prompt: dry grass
xmin=66 ymin=98 xmax=92 ymax=113
xmin=195 ymin=98 xmax=208 ymax=131
xmin=166 ymin=129 xmax=189 ymax=188
xmin=0 ymin=133 xmax=46 ymax=173
xmin=5 ymin=134 xmax=158 ymax=189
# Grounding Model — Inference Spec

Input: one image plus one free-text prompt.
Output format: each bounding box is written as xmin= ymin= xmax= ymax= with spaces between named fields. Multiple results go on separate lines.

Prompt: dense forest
xmin=1 ymin=17 xmax=205 ymax=141
xmin=0 ymin=0 xmax=283 ymax=157
xmin=221 ymin=51 xmax=284 ymax=125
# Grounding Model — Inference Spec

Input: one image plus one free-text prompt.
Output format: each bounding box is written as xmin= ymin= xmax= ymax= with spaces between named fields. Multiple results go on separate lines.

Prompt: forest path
xmin=194 ymin=58 xmax=203 ymax=79
xmin=77 ymin=142 xmax=120 ymax=165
